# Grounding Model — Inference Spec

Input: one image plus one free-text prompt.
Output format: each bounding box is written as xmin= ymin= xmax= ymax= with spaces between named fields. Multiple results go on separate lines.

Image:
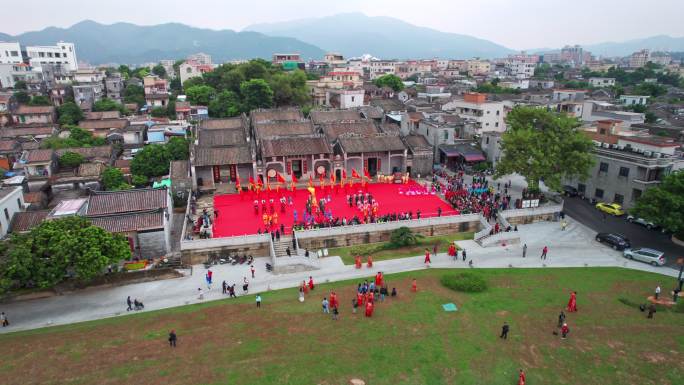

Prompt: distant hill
xmin=584 ymin=35 xmax=684 ymax=57
xmin=0 ymin=20 xmax=325 ymax=65
xmin=245 ymin=12 xmax=515 ymax=60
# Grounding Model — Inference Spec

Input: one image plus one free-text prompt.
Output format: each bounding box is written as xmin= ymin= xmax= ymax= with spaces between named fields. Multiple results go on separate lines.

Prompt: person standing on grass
xmin=522 ymin=244 xmax=527 ymax=258
xmin=541 ymin=246 xmax=548 ymax=260
xmin=557 ymin=310 xmax=566 ymax=328
xmin=424 ymin=248 xmax=431 ymax=266
xmin=126 ymin=296 xmax=133 ymax=311
xmin=352 ymin=297 xmax=358 ymax=313
xmin=655 ymin=285 xmax=661 ymax=300
xmin=561 ymin=323 xmax=569 ymax=339
xmin=500 ymin=322 xmax=509 ymax=340
xmin=308 ymin=276 xmax=315 ymax=291
xmin=411 ymin=278 xmax=418 ymax=292
xmin=256 ymin=294 xmax=262 ymax=308
xmin=168 ymin=330 xmax=177 ymax=347
xmin=647 ymin=303 xmax=656 ymax=318
xmin=567 ymin=291 xmax=577 ymax=312
xmin=322 ymin=297 xmax=329 ymax=313
xmin=518 ymin=369 xmax=526 ymax=385
xmin=332 ymin=306 xmax=339 ymax=320
xmin=365 ymin=300 xmax=374 ymax=317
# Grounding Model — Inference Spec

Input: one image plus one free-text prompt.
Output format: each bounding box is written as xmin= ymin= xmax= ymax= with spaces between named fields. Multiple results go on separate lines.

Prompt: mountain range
xmin=1 ymin=15 xmax=683 ymax=65
xmin=0 ymin=20 xmax=325 ymax=65
xmin=245 ymin=12 xmax=514 ymax=60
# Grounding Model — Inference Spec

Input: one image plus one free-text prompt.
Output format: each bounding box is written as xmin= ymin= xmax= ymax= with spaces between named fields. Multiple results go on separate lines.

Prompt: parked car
xmin=562 ymin=185 xmax=579 ymax=197
xmin=626 ymin=215 xmax=658 ymax=230
xmin=596 ymin=202 xmax=625 ymax=216
xmin=595 ymin=232 xmax=631 ymax=250
xmin=623 ymin=248 xmax=666 ymax=266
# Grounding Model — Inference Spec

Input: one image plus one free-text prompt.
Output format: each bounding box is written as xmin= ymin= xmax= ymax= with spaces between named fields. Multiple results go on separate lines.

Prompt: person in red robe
xmin=329 ymin=291 xmax=338 ymax=309
xmin=411 ymin=278 xmax=417 ymax=292
xmin=365 ymin=300 xmax=374 ymax=317
xmin=368 ymin=291 xmax=374 ymax=304
xmin=302 ymin=280 xmax=309 ymax=295
xmin=375 ymin=272 xmax=382 ymax=287
xmin=367 ymin=256 xmax=373 ymax=268
xmin=567 ymin=291 xmax=577 ymax=312
xmin=355 ymin=255 xmax=362 ymax=269
xmin=308 ymin=276 xmax=315 ymax=291
xmin=424 ymin=249 xmax=431 ymax=265
xmin=518 ymin=369 xmax=526 ymax=385
xmin=357 ymin=292 xmax=364 ymax=307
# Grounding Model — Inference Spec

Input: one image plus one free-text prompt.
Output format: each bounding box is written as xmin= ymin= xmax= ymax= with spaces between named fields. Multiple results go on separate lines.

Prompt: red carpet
xmin=212 ymin=180 xmax=457 ymax=237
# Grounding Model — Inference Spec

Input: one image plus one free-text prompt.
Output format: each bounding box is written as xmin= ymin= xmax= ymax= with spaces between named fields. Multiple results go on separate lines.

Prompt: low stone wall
xmin=180 ymin=234 xmax=271 ymax=265
xmin=506 ymin=212 xmax=556 ymax=225
xmin=296 ymin=215 xmax=481 ymax=250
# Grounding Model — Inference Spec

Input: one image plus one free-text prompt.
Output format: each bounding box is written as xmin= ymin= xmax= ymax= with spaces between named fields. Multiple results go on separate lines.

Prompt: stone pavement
xmin=0 ymin=216 xmax=680 ymax=333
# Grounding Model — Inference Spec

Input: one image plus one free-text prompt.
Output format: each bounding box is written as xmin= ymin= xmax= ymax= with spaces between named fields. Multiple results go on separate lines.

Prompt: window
xmin=351 ymin=96 xmax=355 ymax=102
xmin=595 ymin=188 xmax=604 ymax=199
xmin=495 ymin=122 xmax=499 ymax=128
xmin=10 ymin=51 xmax=18 ymax=57
xmin=486 ymin=136 xmax=490 ymax=144
xmin=443 ymin=130 xmax=448 ymax=140
xmin=4 ymin=208 xmax=9 ymax=221
xmin=186 ymin=67 xmax=192 ymax=73
xmin=599 ymin=162 xmax=609 ymax=173
xmin=496 ymin=110 xmax=500 ymax=116
xmin=632 ymin=188 xmax=642 ymax=201
xmin=577 ymin=183 xmax=586 ymax=193
xmin=16 ymin=198 xmax=21 ymax=209
xmin=599 ymin=128 xmax=606 ymax=135
xmin=614 ymin=194 xmax=624 ymax=204
xmin=618 ymin=167 xmax=629 ymax=177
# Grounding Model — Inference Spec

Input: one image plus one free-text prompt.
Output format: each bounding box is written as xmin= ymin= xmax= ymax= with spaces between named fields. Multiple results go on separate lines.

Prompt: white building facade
xmin=25 ymin=42 xmax=78 ymax=71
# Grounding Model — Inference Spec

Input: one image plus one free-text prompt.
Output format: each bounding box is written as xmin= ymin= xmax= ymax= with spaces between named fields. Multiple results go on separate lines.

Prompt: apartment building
xmin=25 ymin=42 xmax=78 ymax=71
xmin=588 ymin=77 xmax=616 ymax=88
xmin=441 ymin=93 xmax=506 ymax=134
xmin=630 ymin=49 xmax=651 ymax=68
xmin=179 ymin=60 xmax=213 ymax=86
xmin=0 ymin=42 xmax=23 ymax=65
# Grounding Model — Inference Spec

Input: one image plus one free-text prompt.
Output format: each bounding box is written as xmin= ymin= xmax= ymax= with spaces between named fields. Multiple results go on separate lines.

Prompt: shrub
xmin=349 ymin=244 xmax=382 ymax=256
xmin=389 ymin=227 xmax=423 ymax=247
xmin=59 ymin=152 xmax=84 ymax=168
xmin=441 ymin=272 xmax=488 ymax=293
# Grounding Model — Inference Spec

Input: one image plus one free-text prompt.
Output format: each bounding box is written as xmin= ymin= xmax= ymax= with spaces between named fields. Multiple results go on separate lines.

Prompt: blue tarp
xmin=442 ymin=303 xmax=458 ymax=312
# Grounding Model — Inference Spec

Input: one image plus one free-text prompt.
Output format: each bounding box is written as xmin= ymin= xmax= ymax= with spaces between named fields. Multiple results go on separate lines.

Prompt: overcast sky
xmin=3 ymin=0 xmax=684 ymax=50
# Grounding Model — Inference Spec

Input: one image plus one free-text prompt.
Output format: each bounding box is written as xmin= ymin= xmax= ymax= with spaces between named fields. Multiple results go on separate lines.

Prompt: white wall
xmin=0 ymin=187 xmax=25 ymax=237
xmin=0 ymin=42 xmax=22 ymax=65
xmin=26 ymin=42 xmax=78 ymax=71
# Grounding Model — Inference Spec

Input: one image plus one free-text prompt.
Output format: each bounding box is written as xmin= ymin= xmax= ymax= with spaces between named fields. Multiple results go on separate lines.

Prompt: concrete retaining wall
xmin=180 ymin=234 xmax=271 ymax=265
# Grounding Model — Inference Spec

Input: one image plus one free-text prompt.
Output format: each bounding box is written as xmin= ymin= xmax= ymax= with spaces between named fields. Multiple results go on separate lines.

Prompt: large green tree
xmin=0 ymin=217 xmax=130 ymax=292
xmin=166 ymin=137 xmax=190 ymax=161
xmin=185 ymin=85 xmax=216 ymax=106
xmin=59 ymin=152 xmax=84 ymax=168
xmin=93 ymin=98 xmax=126 ymax=113
xmin=208 ymin=90 xmax=240 ymax=118
xmin=57 ymin=102 xmax=84 ymax=125
xmin=632 ymin=171 xmax=684 ymax=235
xmin=494 ymin=107 xmax=595 ymax=191
xmin=152 ymin=64 xmax=167 ymax=78
xmin=374 ymin=74 xmax=405 ymax=92
xmin=14 ymin=91 xmax=30 ymax=104
xmin=123 ymin=84 xmax=145 ymax=108
xmin=269 ymin=70 xmax=310 ymax=106
xmin=131 ymin=144 xmax=171 ymax=177
xmin=101 ymin=167 xmax=129 ymax=190
xmin=240 ymin=79 xmax=273 ymax=111
xmin=28 ymin=95 xmax=51 ymax=106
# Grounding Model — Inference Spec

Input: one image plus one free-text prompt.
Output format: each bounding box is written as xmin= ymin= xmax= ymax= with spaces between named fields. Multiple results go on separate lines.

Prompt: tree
xmin=0 ymin=216 xmax=130 ymax=292
xmin=240 ymin=79 xmax=273 ymax=111
xmin=131 ymin=145 xmax=170 ymax=177
xmin=13 ymin=80 xmax=27 ymax=90
xmin=152 ymin=64 xmax=167 ymax=78
xmin=208 ymin=90 xmax=240 ymax=118
xmin=150 ymin=107 xmax=168 ymax=118
xmin=374 ymin=74 xmax=404 ymax=92
xmin=269 ymin=70 xmax=310 ymax=107
xmin=123 ymin=84 xmax=145 ymax=108
xmin=494 ymin=107 xmax=595 ymax=192
xmin=118 ymin=65 xmax=131 ymax=79
xmin=166 ymin=99 xmax=177 ymax=119
xmin=94 ymin=98 xmax=125 ymax=113
xmin=102 ymin=167 xmax=128 ymax=190
xmin=390 ymin=227 xmax=423 ymax=247
xmin=59 ymin=152 xmax=85 ymax=168
xmin=185 ymin=85 xmax=216 ymax=106
xmin=28 ymin=95 xmax=51 ymax=106
xmin=131 ymin=174 xmax=149 ymax=187
xmin=14 ymin=91 xmax=30 ymax=104
xmin=41 ymin=126 xmax=105 ymax=149
xmin=632 ymin=171 xmax=684 ymax=236
xmin=57 ymin=102 xmax=84 ymax=125
xmin=166 ymin=137 xmax=190 ymax=161
xmin=182 ymin=76 xmax=206 ymax=90
xmin=633 ymin=82 xmax=667 ymax=97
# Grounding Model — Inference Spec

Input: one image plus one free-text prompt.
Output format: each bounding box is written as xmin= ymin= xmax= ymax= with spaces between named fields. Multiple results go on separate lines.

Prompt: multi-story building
xmin=25 ymin=42 xmax=78 ymax=71
xmin=619 ymin=95 xmax=650 ymax=106
xmin=588 ymin=77 xmax=616 ymax=88
xmin=552 ymin=89 xmax=587 ymax=102
xmin=0 ymin=42 xmax=23 ymax=65
xmin=105 ymin=74 xmax=124 ymax=102
xmin=73 ymin=83 xmax=104 ymax=108
xmin=560 ymin=45 xmax=592 ymax=67
xmin=143 ymin=76 xmax=169 ymax=108
xmin=0 ymin=187 xmax=26 ymax=238
xmin=649 ymin=52 xmax=671 ymax=66
xmin=272 ymin=53 xmax=301 ymax=65
xmin=504 ymin=59 xmax=536 ymax=79
xmin=629 ymin=49 xmax=651 ymax=68
xmin=441 ymin=93 xmax=506 ymax=134
xmin=179 ymin=60 xmax=213 ymax=86
xmin=369 ymin=59 xmax=396 ymax=79
xmin=323 ymin=53 xmax=345 ymax=67
xmin=466 ymin=59 xmax=491 ymax=76
xmin=187 ymin=53 xmax=212 ymax=66
xmin=74 ymin=68 xmax=104 ymax=83
xmin=0 ymin=63 xmax=41 ymax=88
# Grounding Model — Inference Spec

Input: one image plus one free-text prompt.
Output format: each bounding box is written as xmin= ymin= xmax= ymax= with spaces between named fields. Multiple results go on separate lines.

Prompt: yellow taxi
xmin=595 ymin=202 xmax=625 ymax=216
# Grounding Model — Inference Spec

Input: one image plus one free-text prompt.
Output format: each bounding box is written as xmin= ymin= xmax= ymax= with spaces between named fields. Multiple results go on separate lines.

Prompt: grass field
xmin=1 ymin=267 xmax=682 ymax=385
xmin=329 ymin=232 xmax=474 ymax=265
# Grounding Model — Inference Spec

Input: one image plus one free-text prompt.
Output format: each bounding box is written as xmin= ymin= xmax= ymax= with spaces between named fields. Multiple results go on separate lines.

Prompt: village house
xmin=0 ymin=124 xmax=57 ymax=141
xmin=12 ymin=105 xmax=56 ymax=125
xmin=143 ymin=75 xmax=169 ymax=108
xmin=335 ymin=133 xmax=407 ymax=177
xmin=78 ymin=118 xmax=129 ymax=138
xmin=0 ymin=139 xmax=22 ymax=170
xmin=179 ymin=60 xmax=213 ymax=86
xmin=85 ymin=188 xmax=174 ymax=258
xmin=0 ymin=186 xmax=26 ymax=237
xmin=442 ymin=93 xmax=506 ymax=134
xmin=402 ymin=134 xmax=434 ymax=177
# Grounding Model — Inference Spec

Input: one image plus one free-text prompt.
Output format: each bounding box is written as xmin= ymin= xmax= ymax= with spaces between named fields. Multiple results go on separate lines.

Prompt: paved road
xmin=563 ymin=196 xmax=684 ymax=269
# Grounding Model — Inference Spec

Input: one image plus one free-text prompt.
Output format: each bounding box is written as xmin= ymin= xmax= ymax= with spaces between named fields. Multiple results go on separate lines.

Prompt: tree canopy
xmin=57 ymin=102 xmax=84 ymax=125
xmin=240 ymin=79 xmax=274 ymax=111
xmin=152 ymin=64 xmax=167 ymax=78
xmin=494 ymin=107 xmax=595 ymax=192
xmin=123 ymin=84 xmax=145 ymax=108
xmin=41 ymin=126 xmax=106 ymax=149
xmin=14 ymin=91 xmax=30 ymax=104
xmin=93 ymin=98 xmax=126 ymax=114
xmin=28 ymin=95 xmax=51 ymax=106
xmin=632 ymin=171 xmax=684 ymax=236
xmin=186 ymin=85 xmax=216 ymax=106
xmin=0 ymin=217 xmax=131 ymax=292
xmin=59 ymin=152 xmax=84 ymax=168
xmin=373 ymin=74 xmax=405 ymax=92
xmin=130 ymin=137 xmax=189 ymax=178
xmin=101 ymin=167 xmax=130 ymax=191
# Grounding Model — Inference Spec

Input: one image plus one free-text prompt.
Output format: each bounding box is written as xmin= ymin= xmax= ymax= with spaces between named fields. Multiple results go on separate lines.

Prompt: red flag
xmin=330 ymin=172 xmax=336 ymax=184
xmin=236 ymin=175 xmax=242 ymax=192
xmin=364 ymin=168 xmax=371 ymax=179
xmin=291 ymin=173 xmax=298 ymax=184
xmin=308 ymin=174 xmax=314 ymax=188
xmin=342 ymin=169 xmax=347 ymax=179
xmin=248 ymin=175 xmax=255 ymax=187
xmin=352 ymin=169 xmax=360 ymax=179
xmin=276 ymin=172 xmax=286 ymax=184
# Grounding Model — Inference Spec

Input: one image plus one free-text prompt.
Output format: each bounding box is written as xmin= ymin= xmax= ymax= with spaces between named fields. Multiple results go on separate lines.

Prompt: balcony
xmin=632 ymin=178 xmax=662 ymax=186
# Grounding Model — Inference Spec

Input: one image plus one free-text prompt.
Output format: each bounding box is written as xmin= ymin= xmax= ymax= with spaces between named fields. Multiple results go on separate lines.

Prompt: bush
xmin=441 ymin=272 xmax=488 ymax=293
xmin=389 ymin=227 xmax=423 ymax=247
xmin=349 ymin=244 xmax=383 ymax=256
xmin=131 ymin=175 xmax=149 ymax=187
xmin=59 ymin=152 xmax=84 ymax=168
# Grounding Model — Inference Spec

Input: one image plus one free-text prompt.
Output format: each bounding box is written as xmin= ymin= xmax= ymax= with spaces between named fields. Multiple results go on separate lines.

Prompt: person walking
xmin=332 ymin=306 xmax=339 ymax=320
xmin=655 ymin=285 xmax=661 ymax=300
xmin=522 ymin=244 xmax=527 ymax=258
xmin=462 ymin=248 xmax=467 ymax=262
xmin=1 ymin=312 xmax=8 ymax=327
xmin=197 ymin=287 xmax=204 ymax=300
xmin=168 ymin=330 xmax=177 ymax=347
xmin=561 ymin=323 xmax=570 ymax=339
xmin=286 ymin=247 xmax=291 ymax=257
xmin=222 ymin=280 xmax=227 ymax=295
xmin=647 ymin=303 xmax=656 ymax=318
xmin=500 ymin=322 xmax=510 ymax=340
xmin=242 ymin=277 xmax=249 ymax=293
xmin=557 ymin=310 xmax=566 ymax=328
xmin=229 ymin=284 xmax=236 ymax=298
xmin=518 ymin=369 xmax=526 ymax=385
xmin=322 ymin=297 xmax=330 ymax=313
xmin=126 ymin=296 xmax=133 ymax=311
xmin=541 ymin=246 xmax=548 ymax=260
xmin=251 ymin=265 xmax=256 ymax=279
xmin=256 ymin=294 xmax=262 ymax=308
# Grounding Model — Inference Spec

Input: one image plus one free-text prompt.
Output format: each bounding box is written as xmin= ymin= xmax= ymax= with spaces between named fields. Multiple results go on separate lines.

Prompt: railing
xmin=474 ymin=215 xmax=492 ymax=241
xmin=295 ymin=213 xmax=481 ymax=239
xmin=500 ymin=202 xmax=564 ymax=220
xmin=269 ymin=236 xmax=276 ymax=261
xmin=180 ymin=233 xmax=270 ymax=250
xmin=497 ymin=211 xmax=511 ymax=230
xmin=479 ymin=230 xmax=521 ymax=247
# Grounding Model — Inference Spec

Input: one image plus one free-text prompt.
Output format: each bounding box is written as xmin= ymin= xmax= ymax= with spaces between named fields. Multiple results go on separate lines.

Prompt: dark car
xmin=562 ymin=185 xmax=579 ymax=197
xmin=595 ymin=232 xmax=631 ymax=250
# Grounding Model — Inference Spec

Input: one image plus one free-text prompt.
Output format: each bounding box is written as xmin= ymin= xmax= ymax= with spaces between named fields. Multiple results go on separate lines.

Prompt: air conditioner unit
xmin=602 ymin=143 xmax=610 ymax=148
xmin=643 ymin=151 xmax=652 ymax=157
xmin=616 ymin=145 xmax=625 ymax=150
xmin=610 ymin=144 xmax=617 ymax=149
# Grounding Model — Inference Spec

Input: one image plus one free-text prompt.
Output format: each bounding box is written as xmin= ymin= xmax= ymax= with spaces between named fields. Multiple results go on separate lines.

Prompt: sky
xmin=3 ymin=0 xmax=684 ymax=50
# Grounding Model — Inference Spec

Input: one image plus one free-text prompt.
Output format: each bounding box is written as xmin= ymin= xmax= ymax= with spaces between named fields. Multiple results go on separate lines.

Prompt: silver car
xmin=623 ymin=248 xmax=666 ymax=266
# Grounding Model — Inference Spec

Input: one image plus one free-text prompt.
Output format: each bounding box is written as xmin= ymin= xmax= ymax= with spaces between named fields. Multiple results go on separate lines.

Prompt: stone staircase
xmin=273 ymin=236 xmax=295 ymax=257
